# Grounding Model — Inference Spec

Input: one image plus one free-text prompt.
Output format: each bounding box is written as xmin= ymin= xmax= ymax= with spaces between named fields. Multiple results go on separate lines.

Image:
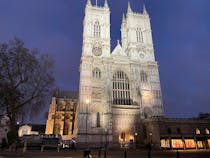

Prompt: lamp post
xmin=149 ymin=132 xmax=153 ymax=144
xmin=147 ymin=132 xmax=152 ymax=158
xmin=104 ymin=128 xmax=108 ymax=158
xmin=134 ymin=132 xmax=138 ymax=149
xmin=85 ymin=99 xmax=90 ymax=147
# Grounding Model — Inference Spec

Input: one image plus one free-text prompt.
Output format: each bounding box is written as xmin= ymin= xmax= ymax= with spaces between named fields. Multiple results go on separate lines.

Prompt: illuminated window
xmin=140 ymin=71 xmax=147 ymax=83
xmin=113 ymin=71 xmax=131 ymax=105
xmin=206 ymin=128 xmax=210 ymax=134
xmin=197 ymin=141 xmax=204 ymax=148
xmin=120 ymin=132 xmax=125 ymax=140
xmin=94 ymin=21 xmax=101 ymax=38
xmin=136 ymin=28 xmax=143 ymax=43
xmin=161 ymin=139 xmax=170 ymax=148
xmin=96 ymin=112 xmax=101 ymax=127
xmin=196 ymin=128 xmax=200 ymax=134
xmin=208 ymin=139 xmax=210 ymax=147
xmin=185 ymin=139 xmax=196 ymax=148
xmin=92 ymin=67 xmax=101 ymax=79
xmin=171 ymin=139 xmax=184 ymax=149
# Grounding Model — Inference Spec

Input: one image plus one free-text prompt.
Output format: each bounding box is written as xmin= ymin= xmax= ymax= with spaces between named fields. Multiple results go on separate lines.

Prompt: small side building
xmin=18 ymin=124 xmax=45 ymax=137
xmin=141 ymin=115 xmax=210 ymax=149
xmin=45 ymin=90 xmax=78 ymax=140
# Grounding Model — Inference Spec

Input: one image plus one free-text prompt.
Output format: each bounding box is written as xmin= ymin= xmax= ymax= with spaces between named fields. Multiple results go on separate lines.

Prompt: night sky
xmin=0 ymin=0 xmax=210 ymax=123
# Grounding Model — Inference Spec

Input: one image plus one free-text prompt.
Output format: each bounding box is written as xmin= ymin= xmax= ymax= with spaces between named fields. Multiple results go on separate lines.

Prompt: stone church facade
xmin=45 ymin=91 xmax=78 ymax=140
xmin=77 ymin=0 xmax=164 ymax=147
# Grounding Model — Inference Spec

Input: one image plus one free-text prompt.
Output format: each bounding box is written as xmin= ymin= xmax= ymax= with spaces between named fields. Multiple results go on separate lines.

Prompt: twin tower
xmin=77 ymin=0 xmax=164 ymax=146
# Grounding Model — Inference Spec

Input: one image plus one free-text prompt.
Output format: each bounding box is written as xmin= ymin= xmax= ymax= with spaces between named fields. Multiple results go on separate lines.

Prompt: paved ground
xmin=0 ymin=149 xmax=210 ymax=158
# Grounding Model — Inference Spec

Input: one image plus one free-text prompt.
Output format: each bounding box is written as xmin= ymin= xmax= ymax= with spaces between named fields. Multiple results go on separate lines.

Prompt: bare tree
xmin=0 ymin=38 xmax=54 ymax=130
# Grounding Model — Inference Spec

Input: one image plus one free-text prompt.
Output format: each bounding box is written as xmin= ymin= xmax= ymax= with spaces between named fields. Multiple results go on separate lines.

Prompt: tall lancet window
xmin=140 ymin=71 xmax=148 ymax=83
xmin=92 ymin=67 xmax=101 ymax=79
xmin=96 ymin=112 xmax=100 ymax=127
xmin=94 ymin=21 xmax=101 ymax=38
xmin=113 ymin=71 xmax=131 ymax=105
xmin=136 ymin=28 xmax=143 ymax=43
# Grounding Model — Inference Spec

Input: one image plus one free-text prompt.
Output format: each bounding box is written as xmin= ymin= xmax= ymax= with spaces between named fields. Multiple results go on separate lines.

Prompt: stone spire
xmin=104 ymin=0 xmax=109 ymax=8
xmin=122 ymin=13 xmax=126 ymax=23
xmin=86 ymin=0 xmax=91 ymax=6
xmin=143 ymin=4 xmax=148 ymax=15
xmin=127 ymin=2 xmax=133 ymax=13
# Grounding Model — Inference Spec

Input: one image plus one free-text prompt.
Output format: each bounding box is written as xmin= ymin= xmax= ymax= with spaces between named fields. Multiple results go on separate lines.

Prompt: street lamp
xmin=134 ymin=132 xmax=138 ymax=149
xmin=85 ymin=99 xmax=90 ymax=147
xmin=147 ymin=132 xmax=153 ymax=158
xmin=149 ymin=132 xmax=153 ymax=145
xmin=104 ymin=128 xmax=108 ymax=149
xmin=104 ymin=128 xmax=108 ymax=158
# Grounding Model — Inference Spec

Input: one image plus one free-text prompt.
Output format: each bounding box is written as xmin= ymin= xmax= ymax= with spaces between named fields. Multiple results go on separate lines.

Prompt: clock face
xmin=92 ymin=47 xmax=102 ymax=56
xmin=139 ymin=53 xmax=145 ymax=59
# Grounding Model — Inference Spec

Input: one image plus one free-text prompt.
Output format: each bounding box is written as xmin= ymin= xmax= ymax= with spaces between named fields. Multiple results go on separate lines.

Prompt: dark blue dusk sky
xmin=0 ymin=0 xmax=210 ymax=123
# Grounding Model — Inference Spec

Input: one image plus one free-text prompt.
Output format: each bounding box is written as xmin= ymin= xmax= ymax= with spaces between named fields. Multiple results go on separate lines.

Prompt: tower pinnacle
xmin=143 ymin=4 xmax=148 ymax=15
xmin=86 ymin=0 xmax=91 ymax=6
xmin=127 ymin=2 xmax=133 ymax=13
xmin=122 ymin=13 xmax=126 ymax=23
xmin=104 ymin=0 xmax=109 ymax=8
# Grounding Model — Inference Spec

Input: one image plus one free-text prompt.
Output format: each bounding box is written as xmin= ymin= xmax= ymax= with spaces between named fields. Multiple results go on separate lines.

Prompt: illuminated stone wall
xmin=78 ymin=0 xmax=164 ymax=147
xmin=45 ymin=92 xmax=78 ymax=140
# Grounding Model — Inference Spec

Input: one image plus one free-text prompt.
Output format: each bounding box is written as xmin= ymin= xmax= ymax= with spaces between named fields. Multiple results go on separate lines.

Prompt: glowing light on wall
xmin=208 ymin=140 xmax=210 ymax=147
xmin=185 ymin=139 xmax=196 ymax=148
xmin=118 ymin=133 xmax=134 ymax=143
xmin=171 ymin=139 xmax=184 ymax=148
xmin=161 ymin=139 xmax=170 ymax=148
xmin=85 ymin=98 xmax=90 ymax=104
xmin=197 ymin=141 xmax=204 ymax=148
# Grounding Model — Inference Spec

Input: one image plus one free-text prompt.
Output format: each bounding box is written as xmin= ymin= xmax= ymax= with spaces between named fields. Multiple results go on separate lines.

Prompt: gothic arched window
xmin=140 ymin=71 xmax=148 ymax=83
xmin=53 ymin=123 xmax=60 ymax=135
xmin=92 ymin=67 xmax=101 ymax=79
xmin=96 ymin=112 xmax=100 ymax=127
xmin=65 ymin=103 xmax=71 ymax=111
xmin=63 ymin=122 xmax=69 ymax=135
xmin=57 ymin=102 xmax=65 ymax=111
xmin=113 ymin=71 xmax=131 ymax=105
xmin=94 ymin=21 xmax=101 ymax=38
xmin=136 ymin=28 xmax=143 ymax=43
